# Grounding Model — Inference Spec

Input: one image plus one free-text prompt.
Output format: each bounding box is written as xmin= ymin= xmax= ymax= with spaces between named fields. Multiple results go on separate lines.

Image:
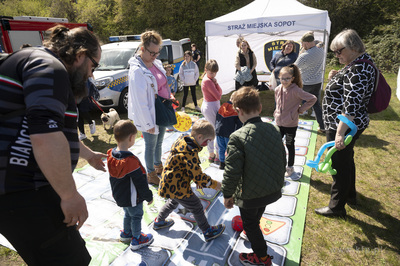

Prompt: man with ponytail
xmin=0 ymin=25 xmax=105 ymax=265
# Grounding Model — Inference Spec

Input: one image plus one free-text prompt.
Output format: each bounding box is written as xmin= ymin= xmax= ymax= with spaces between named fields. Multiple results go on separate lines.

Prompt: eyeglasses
xmin=278 ymin=77 xmax=293 ymax=82
xmin=145 ymin=47 xmax=161 ymax=57
xmin=86 ymin=54 xmax=99 ymax=73
xmin=333 ymin=47 xmax=346 ymax=55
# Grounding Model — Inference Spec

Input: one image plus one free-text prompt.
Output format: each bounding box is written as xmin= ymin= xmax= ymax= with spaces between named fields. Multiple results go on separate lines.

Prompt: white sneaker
xmin=195 ymin=106 xmax=201 ymax=112
xmin=89 ymin=120 xmax=96 ymax=134
xmin=285 ymin=166 xmax=294 ymax=177
xmin=240 ymin=231 xmax=249 ymax=241
xmin=181 ymin=107 xmax=185 ymax=112
xmin=79 ymin=133 xmax=87 ymax=141
xmin=311 ymin=111 xmax=316 ymax=117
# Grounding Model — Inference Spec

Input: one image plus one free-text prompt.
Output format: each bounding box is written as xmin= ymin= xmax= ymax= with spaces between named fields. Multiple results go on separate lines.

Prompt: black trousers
xmin=78 ymin=110 xmax=93 ymax=134
xmin=240 ymin=206 xmax=267 ymax=258
xmin=0 ymin=186 xmax=91 ymax=266
xmin=182 ymin=85 xmax=198 ymax=107
xmin=278 ymin=126 xmax=298 ymax=167
xmin=326 ymin=128 xmax=364 ymax=211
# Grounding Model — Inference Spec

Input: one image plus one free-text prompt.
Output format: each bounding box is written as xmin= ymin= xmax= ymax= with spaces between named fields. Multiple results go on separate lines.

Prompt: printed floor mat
xmin=0 ymin=117 xmax=318 ymax=266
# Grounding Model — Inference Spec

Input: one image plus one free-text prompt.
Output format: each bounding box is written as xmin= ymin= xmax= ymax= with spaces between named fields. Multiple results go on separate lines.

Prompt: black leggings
xmin=278 ymin=126 xmax=298 ymax=167
xmin=182 ymin=85 xmax=197 ymax=107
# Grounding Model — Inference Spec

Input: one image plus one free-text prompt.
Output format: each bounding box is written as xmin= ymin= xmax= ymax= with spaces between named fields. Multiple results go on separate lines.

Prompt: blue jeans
xmin=217 ymin=136 xmax=230 ymax=163
xmin=142 ymin=126 xmax=166 ymax=173
xmin=123 ymin=202 xmax=144 ymax=238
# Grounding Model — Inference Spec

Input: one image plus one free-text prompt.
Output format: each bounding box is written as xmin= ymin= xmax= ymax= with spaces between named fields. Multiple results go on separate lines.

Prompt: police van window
xmin=157 ymin=46 xmax=168 ymax=63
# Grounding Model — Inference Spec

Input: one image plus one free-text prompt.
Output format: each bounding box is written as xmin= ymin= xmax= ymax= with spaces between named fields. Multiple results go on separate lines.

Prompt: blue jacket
xmin=270 ymin=51 xmax=298 ymax=79
xmin=215 ymin=101 xmax=242 ymax=138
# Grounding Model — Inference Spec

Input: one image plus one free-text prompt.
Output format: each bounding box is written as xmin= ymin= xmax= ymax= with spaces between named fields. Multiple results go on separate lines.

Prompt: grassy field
xmin=1 ymin=72 xmax=399 ymax=265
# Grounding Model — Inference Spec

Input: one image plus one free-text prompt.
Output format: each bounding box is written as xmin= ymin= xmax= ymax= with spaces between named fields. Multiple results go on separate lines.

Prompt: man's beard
xmin=69 ymin=63 xmax=89 ymax=102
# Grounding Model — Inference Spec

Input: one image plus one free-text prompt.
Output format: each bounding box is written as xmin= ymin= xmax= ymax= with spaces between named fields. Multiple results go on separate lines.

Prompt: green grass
xmin=1 ymin=71 xmax=399 ymax=265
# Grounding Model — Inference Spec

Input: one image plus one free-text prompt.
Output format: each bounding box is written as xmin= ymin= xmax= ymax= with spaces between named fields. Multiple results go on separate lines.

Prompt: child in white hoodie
xmin=179 ymin=50 xmax=200 ymax=112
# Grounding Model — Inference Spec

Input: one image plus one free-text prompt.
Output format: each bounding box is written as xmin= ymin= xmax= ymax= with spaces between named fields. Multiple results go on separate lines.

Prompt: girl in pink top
xmin=201 ymin=59 xmax=223 ymax=163
xmin=273 ymin=64 xmax=316 ymax=177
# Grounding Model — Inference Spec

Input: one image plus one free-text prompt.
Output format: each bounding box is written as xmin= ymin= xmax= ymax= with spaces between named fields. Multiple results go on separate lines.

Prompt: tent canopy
xmin=205 ymin=0 xmax=331 ymax=94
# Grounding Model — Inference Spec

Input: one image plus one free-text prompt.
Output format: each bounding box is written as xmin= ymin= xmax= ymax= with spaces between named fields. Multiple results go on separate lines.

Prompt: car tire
xmin=117 ymin=88 xmax=128 ymax=113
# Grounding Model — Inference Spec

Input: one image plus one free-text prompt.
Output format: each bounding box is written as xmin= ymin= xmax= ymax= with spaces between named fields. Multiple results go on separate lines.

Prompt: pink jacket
xmin=274 ymin=83 xmax=317 ymax=127
xmin=201 ymin=75 xmax=222 ymax=102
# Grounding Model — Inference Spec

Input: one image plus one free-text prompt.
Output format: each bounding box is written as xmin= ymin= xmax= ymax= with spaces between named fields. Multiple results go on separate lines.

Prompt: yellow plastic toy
xmin=173 ymin=112 xmax=192 ymax=132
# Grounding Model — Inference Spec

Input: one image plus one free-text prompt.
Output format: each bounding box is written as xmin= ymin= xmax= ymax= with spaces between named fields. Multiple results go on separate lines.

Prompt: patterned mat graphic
xmin=0 ymin=118 xmax=317 ymax=266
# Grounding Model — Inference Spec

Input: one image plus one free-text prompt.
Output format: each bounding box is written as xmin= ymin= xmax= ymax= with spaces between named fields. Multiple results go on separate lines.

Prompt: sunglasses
xmin=333 ymin=47 xmax=346 ymax=55
xmin=86 ymin=54 xmax=99 ymax=73
xmin=145 ymin=47 xmax=161 ymax=57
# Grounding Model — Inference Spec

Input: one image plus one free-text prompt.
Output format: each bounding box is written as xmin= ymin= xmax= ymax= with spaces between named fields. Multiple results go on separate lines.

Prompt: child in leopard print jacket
xmin=153 ymin=119 xmax=225 ymax=242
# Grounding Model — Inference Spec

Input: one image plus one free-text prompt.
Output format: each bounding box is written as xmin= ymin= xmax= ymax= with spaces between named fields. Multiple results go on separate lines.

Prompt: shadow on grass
xmin=369 ymin=105 xmax=400 ymax=122
xmin=81 ymin=134 xmax=115 ymax=152
xmin=346 ymin=193 xmax=400 ymax=254
xmin=356 ymin=134 xmax=391 ymax=149
xmin=310 ymin=178 xmax=331 ymax=196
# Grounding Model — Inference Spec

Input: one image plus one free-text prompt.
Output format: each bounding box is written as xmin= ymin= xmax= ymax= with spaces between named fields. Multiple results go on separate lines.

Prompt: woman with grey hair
xmin=315 ymin=29 xmax=376 ymax=218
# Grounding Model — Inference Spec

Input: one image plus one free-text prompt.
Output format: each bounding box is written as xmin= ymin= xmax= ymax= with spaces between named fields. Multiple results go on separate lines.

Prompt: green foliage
xmin=1 ymin=0 xmax=399 ymax=72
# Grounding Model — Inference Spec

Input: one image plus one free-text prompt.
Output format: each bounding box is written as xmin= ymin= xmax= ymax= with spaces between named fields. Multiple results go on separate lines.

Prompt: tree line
xmin=1 ymin=0 xmax=398 ymax=72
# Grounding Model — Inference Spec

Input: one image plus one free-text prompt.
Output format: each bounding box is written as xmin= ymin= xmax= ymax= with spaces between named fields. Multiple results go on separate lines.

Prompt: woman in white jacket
xmin=127 ymin=30 xmax=171 ymax=185
xmin=179 ymin=51 xmax=200 ymax=112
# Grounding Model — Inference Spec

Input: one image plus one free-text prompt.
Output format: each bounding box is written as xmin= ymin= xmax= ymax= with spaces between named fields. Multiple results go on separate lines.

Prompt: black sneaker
xmin=219 ymin=162 xmax=225 ymax=170
xmin=203 ymin=224 xmax=225 ymax=242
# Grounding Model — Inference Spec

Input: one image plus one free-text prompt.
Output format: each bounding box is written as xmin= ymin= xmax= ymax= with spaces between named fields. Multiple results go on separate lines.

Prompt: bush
xmin=327 ymin=20 xmax=400 ymax=73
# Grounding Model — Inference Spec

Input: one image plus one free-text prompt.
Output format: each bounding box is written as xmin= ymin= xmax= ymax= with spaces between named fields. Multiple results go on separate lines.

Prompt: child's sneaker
xmin=153 ymin=218 xmax=175 ymax=230
xmin=239 ymin=252 xmax=273 ymax=266
xmin=195 ymin=106 xmax=201 ymax=112
xmin=219 ymin=162 xmax=225 ymax=170
xmin=285 ymin=166 xmax=294 ymax=177
xmin=214 ymin=157 xmax=221 ymax=165
xmin=203 ymin=224 xmax=225 ymax=242
xmin=130 ymin=233 xmax=154 ymax=250
xmin=119 ymin=230 xmax=132 ymax=243
xmin=208 ymin=156 xmax=216 ymax=163
xmin=240 ymin=230 xmax=249 ymax=241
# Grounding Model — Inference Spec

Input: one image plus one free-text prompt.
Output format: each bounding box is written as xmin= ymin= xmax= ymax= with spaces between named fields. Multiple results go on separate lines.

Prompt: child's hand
xmin=148 ymin=200 xmax=153 ymax=205
xmin=224 ymin=197 xmax=234 ymax=209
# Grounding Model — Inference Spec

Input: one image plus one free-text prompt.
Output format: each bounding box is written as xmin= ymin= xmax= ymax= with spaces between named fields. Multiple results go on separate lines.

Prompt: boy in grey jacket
xmin=222 ymin=87 xmax=286 ymax=266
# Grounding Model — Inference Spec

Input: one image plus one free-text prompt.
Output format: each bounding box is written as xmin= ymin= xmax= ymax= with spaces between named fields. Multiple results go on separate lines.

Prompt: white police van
xmin=93 ymin=35 xmax=191 ymax=112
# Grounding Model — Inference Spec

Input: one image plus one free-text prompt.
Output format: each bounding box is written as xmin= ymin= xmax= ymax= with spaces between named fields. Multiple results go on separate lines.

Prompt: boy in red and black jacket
xmin=107 ymin=120 xmax=153 ymax=251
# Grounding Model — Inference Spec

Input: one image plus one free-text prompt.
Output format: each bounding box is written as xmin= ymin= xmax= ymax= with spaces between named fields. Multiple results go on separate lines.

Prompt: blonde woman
xmin=128 ymin=30 xmax=172 ymax=185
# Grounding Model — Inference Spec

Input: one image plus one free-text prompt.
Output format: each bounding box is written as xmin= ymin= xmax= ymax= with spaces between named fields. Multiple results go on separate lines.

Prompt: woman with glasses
xmin=127 ymin=30 xmax=172 ymax=186
xmin=235 ymin=40 xmax=258 ymax=90
xmin=315 ymin=29 xmax=376 ymax=218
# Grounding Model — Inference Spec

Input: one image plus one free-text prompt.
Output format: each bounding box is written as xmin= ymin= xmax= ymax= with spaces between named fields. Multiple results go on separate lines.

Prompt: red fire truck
xmin=0 ymin=16 xmax=92 ymax=53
